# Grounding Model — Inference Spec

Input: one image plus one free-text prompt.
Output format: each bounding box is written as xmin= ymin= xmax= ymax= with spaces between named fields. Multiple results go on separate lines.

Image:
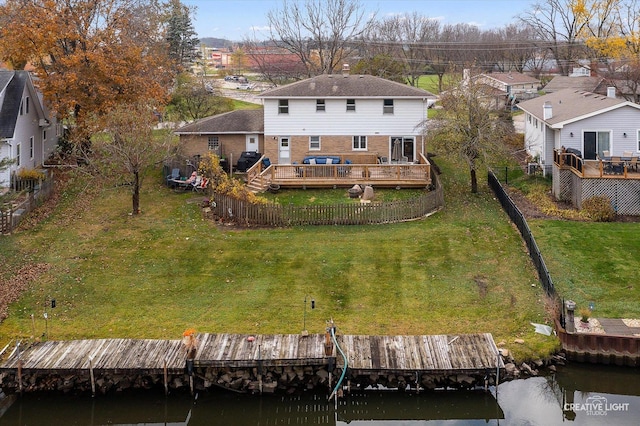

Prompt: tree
xmin=89 ymin=102 xmax=176 ymax=215
xmin=350 ymin=55 xmax=406 ymax=83
xmin=585 ymin=0 xmax=640 ymax=102
xmin=364 ymin=13 xmax=441 ymax=86
xmin=518 ymin=0 xmax=593 ymax=75
xmin=267 ymin=0 xmax=375 ymax=76
xmin=426 ymin=76 xmax=512 ymax=193
xmin=169 ymin=73 xmax=234 ymax=121
xmin=165 ymin=0 xmax=201 ymax=71
xmin=0 ymin=0 xmax=172 ymax=141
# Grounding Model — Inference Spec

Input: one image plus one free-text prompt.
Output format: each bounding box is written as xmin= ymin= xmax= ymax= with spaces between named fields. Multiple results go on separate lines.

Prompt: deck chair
xmin=623 ymin=151 xmax=633 ymax=158
xmin=192 ymin=176 xmax=208 ymax=192
xmin=167 ymin=168 xmax=180 ymax=180
xmin=166 ymin=168 xmax=180 ymax=187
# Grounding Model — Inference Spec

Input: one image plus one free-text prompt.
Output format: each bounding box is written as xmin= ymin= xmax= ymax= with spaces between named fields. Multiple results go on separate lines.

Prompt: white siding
xmin=524 ymin=113 xmax=545 ymax=162
xmin=264 ymin=98 xmax=427 ymax=136
xmin=0 ymin=142 xmax=10 ymax=186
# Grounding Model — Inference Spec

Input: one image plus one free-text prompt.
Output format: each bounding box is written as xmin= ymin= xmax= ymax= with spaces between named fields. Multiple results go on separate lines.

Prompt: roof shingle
xmin=259 ymin=74 xmax=435 ymax=98
xmin=175 ymin=109 xmax=264 ymax=134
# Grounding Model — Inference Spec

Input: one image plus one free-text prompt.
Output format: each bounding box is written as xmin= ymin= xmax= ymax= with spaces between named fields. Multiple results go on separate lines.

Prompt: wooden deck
xmin=0 ymin=333 xmax=503 ymax=375
xmin=339 ymin=333 xmax=503 ymax=374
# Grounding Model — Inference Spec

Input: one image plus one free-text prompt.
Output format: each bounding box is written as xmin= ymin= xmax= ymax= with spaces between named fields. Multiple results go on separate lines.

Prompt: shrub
xmin=17 ymin=168 xmax=46 ymax=181
xmin=582 ymin=195 xmax=615 ymax=222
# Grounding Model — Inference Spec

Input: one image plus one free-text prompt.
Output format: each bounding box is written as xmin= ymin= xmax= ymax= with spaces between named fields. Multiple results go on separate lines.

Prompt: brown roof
xmin=259 ymin=74 xmax=435 ymax=98
xmin=542 ymin=76 xmax=604 ymax=93
xmin=175 ymin=109 xmax=264 ymax=134
xmin=516 ymin=89 xmax=635 ymax=127
xmin=480 ymin=72 xmax=540 ymax=85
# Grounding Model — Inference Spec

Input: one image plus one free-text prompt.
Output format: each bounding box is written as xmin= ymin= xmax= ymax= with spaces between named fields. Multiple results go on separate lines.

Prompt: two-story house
xmin=0 ymin=70 xmax=58 ymax=187
xmin=258 ymin=67 xmax=435 ymax=165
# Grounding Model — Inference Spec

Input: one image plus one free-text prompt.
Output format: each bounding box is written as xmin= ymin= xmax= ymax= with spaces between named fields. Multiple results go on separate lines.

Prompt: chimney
xmin=543 ymin=101 xmax=552 ymax=120
xmin=607 ymin=86 xmax=616 ymax=98
xmin=342 ymin=63 xmax=350 ymax=76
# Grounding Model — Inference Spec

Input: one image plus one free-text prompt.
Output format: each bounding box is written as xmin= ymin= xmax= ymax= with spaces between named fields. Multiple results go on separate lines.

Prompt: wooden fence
xmin=211 ymin=173 xmax=443 ymax=227
xmin=1 ymin=177 xmax=54 ymax=234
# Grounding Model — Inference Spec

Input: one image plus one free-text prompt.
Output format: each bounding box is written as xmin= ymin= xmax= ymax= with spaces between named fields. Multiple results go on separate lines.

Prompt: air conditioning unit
xmin=527 ymin=163 xmax=541 ymax=175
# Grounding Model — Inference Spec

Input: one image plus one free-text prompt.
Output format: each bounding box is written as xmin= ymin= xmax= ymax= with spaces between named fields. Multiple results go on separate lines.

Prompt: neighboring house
xmin=475 ymin=71 xmax=540 ymax=100
xmin=258 ymin=67 xmax=435 ymax=164
xmin=0 ymin=70 xmax=58 ymax=188
xmin=518 ymin=88 xmax=640 ymax=167
xmin=174 ymin=109 xmax=264 ymax=165
xmin=541 ymin=75 xmax=605 ymax=94
xmin=518 ymin=88 xmax=640 ymax=214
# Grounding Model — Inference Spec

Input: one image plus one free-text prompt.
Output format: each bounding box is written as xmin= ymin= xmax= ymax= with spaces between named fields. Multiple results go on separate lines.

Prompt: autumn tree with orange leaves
xmin=0 ymin=0 xmax=173 ymax=142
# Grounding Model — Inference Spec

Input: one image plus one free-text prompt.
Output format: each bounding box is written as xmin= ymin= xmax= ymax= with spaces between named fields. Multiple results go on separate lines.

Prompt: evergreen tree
xmin=166 ymin=0 xmax=200 ymax=70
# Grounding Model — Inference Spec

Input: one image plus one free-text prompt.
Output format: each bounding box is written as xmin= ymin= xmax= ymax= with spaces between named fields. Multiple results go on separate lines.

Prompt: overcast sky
xmin=182 ymin=0 xmax=537 ymax=40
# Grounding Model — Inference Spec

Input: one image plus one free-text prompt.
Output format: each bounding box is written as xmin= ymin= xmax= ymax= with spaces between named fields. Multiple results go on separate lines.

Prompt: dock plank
xmin=0 ymin=333 xmax=501 ymax=375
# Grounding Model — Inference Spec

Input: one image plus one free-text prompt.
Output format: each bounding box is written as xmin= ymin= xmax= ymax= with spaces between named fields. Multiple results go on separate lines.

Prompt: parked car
xmin=236 ymin=83 xmax=254 ymax=90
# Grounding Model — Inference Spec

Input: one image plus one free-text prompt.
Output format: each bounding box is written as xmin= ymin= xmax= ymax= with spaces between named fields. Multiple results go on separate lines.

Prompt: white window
xmin=316 ymin=99 xmax=325 ymax=112
xmin=207 ymin=136 xmax=219 ymax=152
xmin=638 ymin=130 xmax=640 ymax=152
xmin=25 ymin=97 xmax=29 ymax=114
xmin=278 ymin=99 xmax=289 ymax=114
xmin=352 ymin=136 xmax=367 ymax=150
xmin=29 ymin=136 xmax=34 ymax=159
xmin=16 ymin=143 xmax=21 ymax=166
xmin=309 ymin=136 xmax=320 ymax=150
xmin=383 ymin=99 xmax=394 ymax=114
xmin=346 ymin=99 xmax=356 ymax=111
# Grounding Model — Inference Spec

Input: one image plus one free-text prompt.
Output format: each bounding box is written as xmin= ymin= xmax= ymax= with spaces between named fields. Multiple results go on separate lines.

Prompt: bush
xmin=582 ymin=195 xmax=616 ymax=222
xmin=17 ymin=168 xmax=46 ymax=181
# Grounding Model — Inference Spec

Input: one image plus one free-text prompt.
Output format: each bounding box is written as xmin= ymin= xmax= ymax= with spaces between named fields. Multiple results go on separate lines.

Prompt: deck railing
xmin=554 ymin=149 xmax=640 ymax=179
xmin=250 ymin=153 xmax=432 ymax=189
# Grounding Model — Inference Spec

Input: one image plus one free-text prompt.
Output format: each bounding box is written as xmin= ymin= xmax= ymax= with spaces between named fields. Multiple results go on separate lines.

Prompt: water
xmin=1 ymin=363 xmax=639 ymax=425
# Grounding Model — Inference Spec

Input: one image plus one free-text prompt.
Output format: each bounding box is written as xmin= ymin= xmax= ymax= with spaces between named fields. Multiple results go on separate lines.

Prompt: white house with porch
xmin=0 ymin=70 xmax=58 ymax=188
xmin=518 ymin=88 xmax=640 ymax=214
xmin=258 ymin=67 xmax=435 ymax=166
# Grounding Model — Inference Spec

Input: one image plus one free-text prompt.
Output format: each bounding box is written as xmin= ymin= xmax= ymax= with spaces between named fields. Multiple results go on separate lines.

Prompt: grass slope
xmin=0 ymin=162 xmax=558 ymax=361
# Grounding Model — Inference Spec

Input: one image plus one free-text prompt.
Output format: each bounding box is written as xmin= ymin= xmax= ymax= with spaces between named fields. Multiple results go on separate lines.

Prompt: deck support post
xmin=88 ymin=356 xmax=96 ymax=397
xmin=163 ymin=358 xmax=169 ymax=396
xmin=16 ymin=342 xmax=22 ymax=396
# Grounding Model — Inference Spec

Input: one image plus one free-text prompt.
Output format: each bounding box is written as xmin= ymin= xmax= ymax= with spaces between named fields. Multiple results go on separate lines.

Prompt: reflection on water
xmin=1 ymin=364 xmax=640 ymax=425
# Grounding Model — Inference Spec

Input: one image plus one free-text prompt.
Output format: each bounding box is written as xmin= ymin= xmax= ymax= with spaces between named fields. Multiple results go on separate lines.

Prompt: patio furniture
xmin=611 ymin=157 xmax=624 ymax=174
xmin=627 ymin=156 xmax=638 ymax=172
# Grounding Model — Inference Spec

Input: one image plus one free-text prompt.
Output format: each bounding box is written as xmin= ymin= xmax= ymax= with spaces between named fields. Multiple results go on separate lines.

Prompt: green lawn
xmin=0 ymin=161 xmax=560 ymax=361
xmin=529 ymin=220 xmax=640 ymax=317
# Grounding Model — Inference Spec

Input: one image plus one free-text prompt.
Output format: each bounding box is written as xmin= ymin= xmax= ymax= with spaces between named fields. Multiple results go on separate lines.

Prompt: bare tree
xmin=267 ymin=0 xmax=375 ymax=76
xmin=89 ymin=102 xmax=176 ymax=215
xmin=519 ymin=0 xmax=591 ymax=75
xmin=362 ymin=13 xmax=439 ymax=86
xmin=242 ymin=38 xmax=308 ymax=85
xmin=426 ymin=76 xmax=512 ymax=193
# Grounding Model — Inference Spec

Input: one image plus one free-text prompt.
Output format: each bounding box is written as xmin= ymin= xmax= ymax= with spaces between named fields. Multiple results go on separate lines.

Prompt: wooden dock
xmin=0 ymin=332 xmax=502 ymax=375
xmin=339 ymin=333 xmax=503 ymax=374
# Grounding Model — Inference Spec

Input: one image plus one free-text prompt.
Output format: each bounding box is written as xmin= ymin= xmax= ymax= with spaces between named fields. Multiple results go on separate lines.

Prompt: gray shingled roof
xmin=517 ymin=88 xmax=635 ymax=127
xmin=542 ymin=76 xmax=604 ymax=93
xmin=0 ymin=70 xmax=28 ymax=139
xmin=175 ymin=109 xmax=264 ymax=134
xmin=259 ymin=74 xmax=435 ymax=98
